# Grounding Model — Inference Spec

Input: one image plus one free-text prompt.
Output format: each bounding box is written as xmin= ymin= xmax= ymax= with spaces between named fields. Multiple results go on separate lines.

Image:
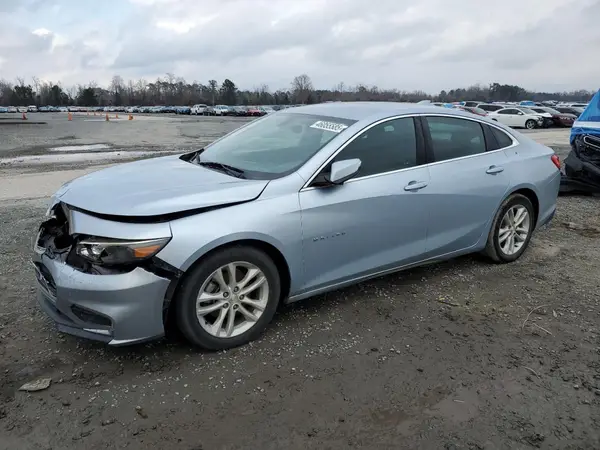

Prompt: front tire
xmin=525 ymin=119 xmax=537 ymax=130
xmin=175 ymin=246 xmax=281 ymax=350
xmin=483 ymin=194 xmax=535 ymax=263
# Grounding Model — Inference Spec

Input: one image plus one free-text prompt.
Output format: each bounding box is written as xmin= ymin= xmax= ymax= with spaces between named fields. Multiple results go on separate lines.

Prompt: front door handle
xmin=486 ymin=165 xmax=504 ymax=174
xmin=404 ymin=181 xmax=428 ymax=192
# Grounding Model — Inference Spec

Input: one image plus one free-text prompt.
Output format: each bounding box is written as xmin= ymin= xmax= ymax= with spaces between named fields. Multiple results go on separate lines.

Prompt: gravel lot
xmin=0 ymin=116 xmax=599 ymax=450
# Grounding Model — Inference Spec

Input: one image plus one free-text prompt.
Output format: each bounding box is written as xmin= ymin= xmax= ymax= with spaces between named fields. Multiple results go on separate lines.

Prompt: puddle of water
xmin=49 ymin=144 xmax=110 ymax=152
xmin=0 ymin=151 xmax=180 ymax=166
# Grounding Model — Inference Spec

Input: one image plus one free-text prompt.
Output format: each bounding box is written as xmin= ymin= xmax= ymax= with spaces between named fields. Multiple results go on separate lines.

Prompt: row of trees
xmin=0 ymin=74 xmax=596 ymax=107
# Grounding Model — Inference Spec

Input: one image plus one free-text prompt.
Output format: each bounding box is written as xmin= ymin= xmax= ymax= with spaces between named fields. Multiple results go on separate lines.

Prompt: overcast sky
xmin=1 ymin=0 xmax=599 ymax=93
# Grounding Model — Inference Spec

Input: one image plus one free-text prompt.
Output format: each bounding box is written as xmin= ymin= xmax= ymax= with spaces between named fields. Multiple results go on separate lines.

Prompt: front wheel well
xmin=173 ymin=239 xmax=291 ymax=301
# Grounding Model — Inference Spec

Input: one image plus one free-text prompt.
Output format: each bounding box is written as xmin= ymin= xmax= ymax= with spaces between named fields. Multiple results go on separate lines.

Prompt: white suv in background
xmin=191 ymin=104 xmax=208 ymax=115
xmin=213 ymin=105 xmax=229 ymax=116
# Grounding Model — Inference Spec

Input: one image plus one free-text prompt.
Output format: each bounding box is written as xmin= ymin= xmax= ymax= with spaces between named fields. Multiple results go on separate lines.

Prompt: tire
xmin=525 ymin=119 xmax=537 ymax=130
xmin=175 ymin=245 xmax=281 ymax=350
xmin=483 ymin=193 xmax=535 ymax=264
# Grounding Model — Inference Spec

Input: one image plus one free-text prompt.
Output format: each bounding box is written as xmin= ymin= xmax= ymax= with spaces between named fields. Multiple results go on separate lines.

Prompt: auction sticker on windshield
xmin=310 ymin=121 xmax=349 ymax=133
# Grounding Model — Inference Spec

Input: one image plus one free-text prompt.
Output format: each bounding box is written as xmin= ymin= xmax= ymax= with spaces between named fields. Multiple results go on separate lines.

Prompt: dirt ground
xmin=0 ymin=118 xmax=598 ymax=449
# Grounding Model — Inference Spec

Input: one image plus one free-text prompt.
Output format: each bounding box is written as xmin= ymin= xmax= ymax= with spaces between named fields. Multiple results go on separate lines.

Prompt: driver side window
xmin=327 ymin=117 xmax=418 ymax=179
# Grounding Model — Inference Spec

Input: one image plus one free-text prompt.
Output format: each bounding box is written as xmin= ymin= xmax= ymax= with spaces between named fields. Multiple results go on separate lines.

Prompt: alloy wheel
xmin=195 ymin=262 xmax=269 ymax=338
xmin=497 ymin=205 xmax=530 ymax=256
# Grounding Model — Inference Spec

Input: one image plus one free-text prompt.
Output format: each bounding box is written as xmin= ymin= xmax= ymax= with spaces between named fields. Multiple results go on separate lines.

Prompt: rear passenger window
xmin=491 ymin=127 xmax=513 ymax=149
xmin=425 ymin=116 xmax=486 ymax=162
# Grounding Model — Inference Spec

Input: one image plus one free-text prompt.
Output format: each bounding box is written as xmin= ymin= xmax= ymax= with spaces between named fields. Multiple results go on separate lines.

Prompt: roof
xmin=283 ymin=101 xmax=482 ymax=122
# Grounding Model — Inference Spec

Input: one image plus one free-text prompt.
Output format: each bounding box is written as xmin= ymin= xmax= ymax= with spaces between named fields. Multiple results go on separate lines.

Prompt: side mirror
xmin=325 ymin=159 xmax=361 ymax=185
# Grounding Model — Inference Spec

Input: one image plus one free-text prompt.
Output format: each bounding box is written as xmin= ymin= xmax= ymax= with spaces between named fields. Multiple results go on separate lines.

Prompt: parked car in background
xmin=555 ymin=106 xmax=583 ymax=118
xmin=246 ymin=106 xmax=264 ymax=116
xmin=33 ymin=102 xmax=561 ymax=350
xmin=529 ymin=107 xmax=576 ymax=127
xmin=559 ymin=103 xmax=588 ymax=109
xmin=230 ymin=106 xmax=248 ymax=116
xmin=488 ymin=107 xmax=545 ymax=129
xmin=260 ymin=106 xmax=276 ymax=114
xmin=476 ymin=103 xmax=506 ymax=113
xmin=459 ymin=106 xmax=488 ymax=117
xmin=7 ymin=106 xmax=17 ymax=113
xmin=175 ymin=106 xmax=191 ymax=115
xmin=526 ymin=107 xmax=555 ymax=128
xmin=211 ymin=105 xmax=230 ymax=116
xmin=191 ymin=104 xmax=208 ymax=115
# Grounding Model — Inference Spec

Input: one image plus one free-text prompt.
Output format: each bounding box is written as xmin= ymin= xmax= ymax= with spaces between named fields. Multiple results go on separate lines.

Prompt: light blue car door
xmin=297 ymin=116 xmax=431 ymax=295
xmin=420 ymin=115 xmax=511 ymax=257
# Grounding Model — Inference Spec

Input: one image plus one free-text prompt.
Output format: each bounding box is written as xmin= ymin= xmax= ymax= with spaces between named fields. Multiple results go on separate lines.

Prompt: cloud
xmin=0 ymin=0 xmax=598 ymax=92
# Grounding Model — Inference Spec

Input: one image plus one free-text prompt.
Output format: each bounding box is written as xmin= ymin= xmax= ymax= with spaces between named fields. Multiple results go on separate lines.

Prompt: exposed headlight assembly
xmin=75 ymin=237 xmax=171 ymax=266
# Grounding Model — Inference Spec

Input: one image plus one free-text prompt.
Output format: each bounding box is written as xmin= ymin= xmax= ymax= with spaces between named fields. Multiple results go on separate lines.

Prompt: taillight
xmin=551 ymin=154 xmax=560 ymax=169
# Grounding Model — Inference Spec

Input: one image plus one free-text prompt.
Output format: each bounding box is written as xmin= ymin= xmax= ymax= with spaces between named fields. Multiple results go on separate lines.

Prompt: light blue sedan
xmin=33 ymin=102 xmax=561 ymax=349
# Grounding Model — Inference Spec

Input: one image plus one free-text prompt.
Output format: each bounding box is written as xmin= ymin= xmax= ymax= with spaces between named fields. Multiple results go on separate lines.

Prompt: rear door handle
xmin=486 ymin=165 xmax=504 ymax=174
xmin=404 ymin=181 xmax=428 ymax=191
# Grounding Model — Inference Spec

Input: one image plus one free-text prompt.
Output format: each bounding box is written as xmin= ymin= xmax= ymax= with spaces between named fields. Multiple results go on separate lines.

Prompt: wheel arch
xmin=476 ymin=184 xmax=541 ymax=250
xmin=171 ymin=234 xmax=292 ymax=302
xmin=505 ymin=185 xmax=540 ymax=225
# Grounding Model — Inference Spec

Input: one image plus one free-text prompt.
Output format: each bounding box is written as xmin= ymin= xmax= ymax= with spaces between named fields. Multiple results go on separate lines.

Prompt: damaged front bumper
xmin=560 ymin=135 xmax=600 ymax=195
xmin=33 ymin=255 xmax=171 ymax=345
xmin=32 ymin=201 xmax=178 ymax=345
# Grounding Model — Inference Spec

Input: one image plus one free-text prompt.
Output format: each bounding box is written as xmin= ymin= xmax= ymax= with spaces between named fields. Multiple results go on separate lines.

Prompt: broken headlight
xmin=75 ymin=237 xmax=171 ymax=266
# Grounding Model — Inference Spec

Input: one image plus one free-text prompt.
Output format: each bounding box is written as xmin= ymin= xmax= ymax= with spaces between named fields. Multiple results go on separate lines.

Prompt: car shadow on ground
xmin=52 ymin=253 xmax=482 ymax=363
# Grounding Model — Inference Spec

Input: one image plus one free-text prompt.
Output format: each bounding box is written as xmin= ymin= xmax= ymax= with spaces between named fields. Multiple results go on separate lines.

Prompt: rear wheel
xmin=525 ymin=119 xmax=537 ymax=130
xmin=483 ymin=194 xmax=535 ymax=263
xmin=175 ymin=246 xmax=281 ymax=350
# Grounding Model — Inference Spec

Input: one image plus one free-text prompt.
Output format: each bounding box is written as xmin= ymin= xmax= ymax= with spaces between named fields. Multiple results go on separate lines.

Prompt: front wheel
xmin=483 ymin=193 xmax=535 ymax=263
xmin=525 ymin=119 xmax=537 ymax=130
xmin=175 ymin=246 xmax=281 ymax=350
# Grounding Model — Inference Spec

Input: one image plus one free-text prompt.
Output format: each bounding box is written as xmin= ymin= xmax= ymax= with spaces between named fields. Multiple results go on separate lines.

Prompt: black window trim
xmin=487 ymin=125 xmax=515 ymax=151
xmin=305 ymin=116 xmax=426 ymax=188
xmin=481 ymin=124 xmax=497 ymax=151
xmin=301 ymin=113 xmax=518 ymax=191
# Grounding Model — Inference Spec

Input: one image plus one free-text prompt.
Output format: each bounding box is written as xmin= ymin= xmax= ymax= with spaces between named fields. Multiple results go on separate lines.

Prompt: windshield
xmin=197 ymin=112 xmax=357 ymax=179
xmin=520 ymin=108 xmax=537 ymax=114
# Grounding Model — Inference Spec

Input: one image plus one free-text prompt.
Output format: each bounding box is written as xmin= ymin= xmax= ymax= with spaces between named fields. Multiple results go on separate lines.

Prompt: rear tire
xmin=483 ymin=194 xmax=535 ymax=263
xmin=175 ymin=246 xmax=281 ymax=350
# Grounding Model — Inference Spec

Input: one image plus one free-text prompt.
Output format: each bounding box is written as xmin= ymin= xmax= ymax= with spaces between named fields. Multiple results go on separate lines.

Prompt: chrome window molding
xmin=299 ymin=112 xmax=519 ymax=192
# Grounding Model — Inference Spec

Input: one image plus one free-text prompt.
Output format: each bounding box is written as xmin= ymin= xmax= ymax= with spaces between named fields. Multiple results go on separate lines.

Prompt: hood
xmin=57 ymin=154 xmax=269 ymax=217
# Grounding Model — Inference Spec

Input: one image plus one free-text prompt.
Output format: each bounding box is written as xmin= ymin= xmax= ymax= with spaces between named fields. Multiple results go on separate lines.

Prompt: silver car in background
xmin=33 ymin=102 xmax=561 ymax=349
